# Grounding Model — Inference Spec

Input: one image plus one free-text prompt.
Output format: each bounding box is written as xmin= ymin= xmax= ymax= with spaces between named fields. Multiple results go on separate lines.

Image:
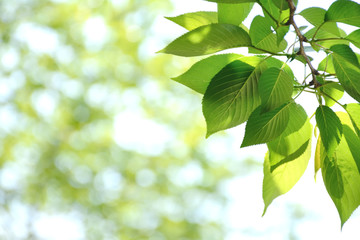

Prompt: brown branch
xmin=285 ymin=0 xmax=321 ymax=87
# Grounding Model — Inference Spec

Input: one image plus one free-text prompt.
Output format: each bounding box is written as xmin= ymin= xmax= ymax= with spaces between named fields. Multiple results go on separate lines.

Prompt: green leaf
xmin=271 ymin=0 xmax=297 ymax=10
xmin=300 ymin=7 xmax=326 ymax=26
xmin=241 ymin=102 xmax=291 ymax=147
xmin=300 ymin=7 xmax=342 ymax=37
xmin=331 ymin=44 xmax=360 ymax=102
xmin=165 ymin=12 xmax=218 ymax=31
xmin=172 ymin=53 xmax=242 ymax=94
xmin=304 ymin=25 xmax=348 ymax=50
xmin=263 ymin=136 xmax=311 ymax=214
xmin=202 ymin=56 xmax=264 ymax=136
xmin=315 ymin=105 xmax=343 ymax=158
xmin=320 ymin=82 xmax=344 ymax=107
xmin=249 ymin=16 xmax=287 ymax=53
xmin=158 ymin=23 xmax=252 ymax=57
xmin=314 ymin=137 xmax=324 ymax=179
xmin=259 ymin=0 xmax=290 ymax=25
xmin=202 ymin=56 xmax=290 ymax=136
xmin=346 ymin=29 xmax=360 ymax=49
xmin=318 ymin=55 xmax=336 ymax=74
xmin=325 ymin=0 xmax=360 ymax=27
xmin=267 ymin=103 xmax=311 ymax=171
xmin=205 ymin=0 xmax=256 ymax=3
xmin=258 ymin=67 xmax=293 ymax=112
xmin=344 ymin=103 xmax=360 ymax=137
xmin=218 ymin=2 xmax=254 ymax=26
xmin=321 ymin=124 xmax=360 ymax=227
xmin=275 ymin=25 xmax=290 ymax=46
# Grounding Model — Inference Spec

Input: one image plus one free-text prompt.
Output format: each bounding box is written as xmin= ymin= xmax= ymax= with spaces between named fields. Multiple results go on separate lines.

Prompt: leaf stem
xmin=314 ymin=37 xmax=346 ymax=42
xmin=250 ymin=46 xmax=292 ymax=57
xmin=285 ymin=0 xmax=321 ymax=88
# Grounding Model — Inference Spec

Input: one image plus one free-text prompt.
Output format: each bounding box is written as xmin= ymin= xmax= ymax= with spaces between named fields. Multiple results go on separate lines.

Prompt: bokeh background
xmin=0 ymin=0 xmax=359 ymax=239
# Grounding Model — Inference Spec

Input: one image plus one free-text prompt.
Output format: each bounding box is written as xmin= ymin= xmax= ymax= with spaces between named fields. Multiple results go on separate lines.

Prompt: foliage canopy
xmin=160 ymin=0 xmax=360 ymax=227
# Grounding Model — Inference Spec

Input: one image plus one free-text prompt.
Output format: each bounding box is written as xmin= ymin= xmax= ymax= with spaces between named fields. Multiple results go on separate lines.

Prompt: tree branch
xmin=285 ymin=0 xmax=321 ymax=87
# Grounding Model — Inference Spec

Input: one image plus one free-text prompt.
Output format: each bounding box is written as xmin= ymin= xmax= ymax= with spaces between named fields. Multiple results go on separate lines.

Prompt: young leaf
xmin=263 ymin=138 xmax=311 ymax=215
xmin=165 ymin=12 xmax=218 ymax=31
xmin=267 ymin=103 xmax=311 ymax=171
xmin=241 ymin=102 xmax=291 ymax=147
xmin=331 ymin=44 xmax=360 ymax=102
xmin=322 ymin=125 xmax=360 ymax=227
xmin=315 ymin=105 xmax=343 ymax=158
xmin=218 ymin=2 xmax=253 ymax=26
xmin=346 ymin=29 xmax=360 ymax=49
xmin=325 ymin=0 xmax=360 ymax=27
xmin=344 ymin=103 xmax=360 ymax=137
xmin=202 ymin=57 xmax=264 ymax=136
xmin=172 ymin=53 xmax=242 ymax=94
xmin=258 ymin=67 xmax=293 ymax=112
xmin=320 ymin=82 xmax=344 ymax=107
xmin=249 ymin=16 xmax=287 ymax=53
xmin=158 ymin=23 xmax=252 ymax=57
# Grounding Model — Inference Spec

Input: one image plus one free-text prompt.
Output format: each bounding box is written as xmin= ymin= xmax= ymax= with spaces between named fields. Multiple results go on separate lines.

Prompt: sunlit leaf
xmin=267 ymin=103 xmax=311 ymax=171
xmin=320 ymin=82 xmax=344 ymax=107
xmin=325 ymin=0 xmax=360 ymax=27
xmin=241 ymin=102 xmax=291 ymax=147
xmin=165 ymin=12 xmax=218 ymax=30
xmin=344 ymin=103 xmax=360 ymax=137
xmin=249 ymin=16 xmax=287 ymax=53
xmin=218 ymin=2 xmax=254 ymax=25
xmin=315 ymin=105 xmax=343 ymax=158
xmin=263 ymin=137 xmax=311 ymax=214
xmin=258 ymin=67 xmax=293 ymax=112
xmin=172 ymin=53 xmax=242 ymax=94
xmin=346 ymin=29 xmax=360 ymax=49
xmin=318 ymin=55 xmax=336 ymax=74
xmin=159 ymin=23 xmax=252 ymax=57
xmin=300 ymin=7 xmax=341 ymax=36
xmin=322 ymin=124 xmax=360 ymax=227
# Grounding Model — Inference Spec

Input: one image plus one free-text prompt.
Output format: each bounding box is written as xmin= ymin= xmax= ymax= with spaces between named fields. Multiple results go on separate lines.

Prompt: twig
xmin=285 ymin=0 xmax=321 ymax=87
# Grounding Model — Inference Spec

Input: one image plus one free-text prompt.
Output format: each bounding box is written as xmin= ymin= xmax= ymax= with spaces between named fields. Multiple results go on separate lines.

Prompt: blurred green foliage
xmin=0 ymin=0 xmax=262 ymax=239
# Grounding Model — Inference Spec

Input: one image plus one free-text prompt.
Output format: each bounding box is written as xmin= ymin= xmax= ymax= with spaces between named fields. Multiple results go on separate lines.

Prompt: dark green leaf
xmin=315 ymin=105 xmax=343 ymax=158
xmin=202 ymin=56 xmax=264 ymax=136
xmin=158 ymin=23 xmax=252 ymax=57
xmin=172 ymin=54 xmax=242 ymax=94
xmin=241 ymin=102 xmax=291 ymax=147
xmin=258 ymin=67 xmax=293 ymax=112
xmin=331 ymin=44 xmax=360 ymax=102
xmin=165 ymin=12 xmax=218 ymax=31
xmin=325 ymin=0 xmax=360 ymax=27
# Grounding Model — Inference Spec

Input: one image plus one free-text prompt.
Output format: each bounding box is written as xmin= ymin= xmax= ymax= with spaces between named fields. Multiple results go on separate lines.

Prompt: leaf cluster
xmin=160 ymin=0 xmax=360 ymax=227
